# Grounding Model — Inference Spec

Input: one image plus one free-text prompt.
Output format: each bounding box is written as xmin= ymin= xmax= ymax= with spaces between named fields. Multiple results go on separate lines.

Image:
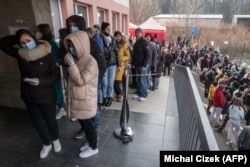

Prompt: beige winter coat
xmin=64 ymin=31 xmax=99 ymax=119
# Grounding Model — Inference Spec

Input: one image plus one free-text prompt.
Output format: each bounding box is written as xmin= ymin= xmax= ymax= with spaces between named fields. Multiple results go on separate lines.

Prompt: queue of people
xmin=0 ymin=13 xmax=176 ymax=159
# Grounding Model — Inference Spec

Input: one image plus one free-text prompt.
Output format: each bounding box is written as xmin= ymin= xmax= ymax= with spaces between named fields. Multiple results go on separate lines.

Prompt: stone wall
xmin=0 ymin=0 xmax=52 ymax=108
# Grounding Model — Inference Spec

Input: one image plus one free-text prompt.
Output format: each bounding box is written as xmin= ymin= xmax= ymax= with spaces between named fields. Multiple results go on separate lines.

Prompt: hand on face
xmin=64 ymin=52 xmax=75 ymax=66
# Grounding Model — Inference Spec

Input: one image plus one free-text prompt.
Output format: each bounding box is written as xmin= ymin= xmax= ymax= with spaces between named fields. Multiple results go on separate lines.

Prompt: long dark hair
xmin=37 ymin=24 xmax=54 ymax=41
xmin=15 ymin=29 xmax=38 ymax=46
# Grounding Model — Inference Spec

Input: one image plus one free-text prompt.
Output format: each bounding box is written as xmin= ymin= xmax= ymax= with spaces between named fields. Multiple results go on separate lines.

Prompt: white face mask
xmin=35 ymin=32 xmax=42 ymax=39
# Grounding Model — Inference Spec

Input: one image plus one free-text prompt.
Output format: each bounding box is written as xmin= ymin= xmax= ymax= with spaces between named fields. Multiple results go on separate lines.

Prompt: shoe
xmin=80 ymin=142 xmax=89 ymax=152
xmin=226 ymin=140 xmax=233 ymax=145
xmin=102 ymin=98 xmax=109 ymax=106
xmin=106 ymin=97 xmax=112 ymax=107
xmin=75 ymin=129 xmax=86 ymax=139
xmin=79 ymin=147 xmax=98 ymax=158
xmin=215 ymin=129 xmax=222 ymax=133
xmin=71 ymin=118 xmax=77 ymax=121
xmin=56 ymin=108 xmax=67 ymax=119
xmin=132 ymin=95 xmax=139 ymax=99
xmin=138 ymin=97 xmax=147 ymax=102
xmin=147 ymin=89 xmax=150 ymax=93
xmin=52 ymin=139 xmax=61 ymax=152
xmin=40 ymin=145 xmax=52 ymax=159
xmin=117 ymin=95 xmax=123 ymax=102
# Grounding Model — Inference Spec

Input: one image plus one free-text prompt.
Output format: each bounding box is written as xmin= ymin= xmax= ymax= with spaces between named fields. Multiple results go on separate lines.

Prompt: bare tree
xmin=129 ymin=0 xmax=161 ymax=25
xmin=170 ymin=0 xmax=204 ymax=14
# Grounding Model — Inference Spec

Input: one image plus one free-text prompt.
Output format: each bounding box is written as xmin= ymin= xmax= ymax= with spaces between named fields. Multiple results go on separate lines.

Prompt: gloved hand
xmin=64 ymin=52 xmax=75 ymax=66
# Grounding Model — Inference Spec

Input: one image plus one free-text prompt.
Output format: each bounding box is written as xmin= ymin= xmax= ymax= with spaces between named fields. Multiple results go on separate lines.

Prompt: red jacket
xmin=213 ymin=88 xmax=225 ymax=108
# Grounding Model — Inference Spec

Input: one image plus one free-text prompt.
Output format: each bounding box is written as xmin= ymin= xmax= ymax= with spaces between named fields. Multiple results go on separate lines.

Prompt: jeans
xmin=153 ymin=77 xmax=160 ymax=89
xmin=97 ymin=82 xmax=103 ymax=104
xmin=25 ymin=102 xmax=59 ymax=145
xmin=135 ymin=66 xmax=148 ymax=98
xmin=227 ymin=119 xmax=241 ymax=141
xmin=147 ymin=69 xmax=152 ymax=89
xmin=55 ymin=81 xmax=65 ymax=109
xmin=210 ymin=107 xmax=223 ymax=126
xmin=102 ymin=65 xmax=117 ymax=98
xmin=94 ymin=84 xmax=102 ymax=130
xmin=94 ymin=106 xmax=100 ymax=131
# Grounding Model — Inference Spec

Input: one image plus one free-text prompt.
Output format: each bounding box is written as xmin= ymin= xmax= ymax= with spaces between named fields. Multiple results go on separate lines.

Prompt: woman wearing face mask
xmin=36 ymin=24 xmax=67 ymax=120
xmin=63 ymin=31 xmax=99 ymax=158
xmin=0 ymin=29 xmax=61 ymax=159
xmin=100 ymin=21 xmax=121 ymax=107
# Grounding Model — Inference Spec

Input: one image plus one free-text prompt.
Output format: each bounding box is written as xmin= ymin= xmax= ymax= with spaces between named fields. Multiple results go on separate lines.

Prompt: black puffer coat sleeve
xmin=90 ymin=38 xmax=106 ymax=82
xmin=0 ymin=35 xmax=19 ymax=58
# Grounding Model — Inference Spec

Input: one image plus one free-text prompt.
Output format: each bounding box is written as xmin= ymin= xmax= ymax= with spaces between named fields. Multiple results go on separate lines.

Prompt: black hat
xmin=135 ymin=27 xmax=142 ymax=33
xmin=101 ymin=22 xmax=110 ymax=32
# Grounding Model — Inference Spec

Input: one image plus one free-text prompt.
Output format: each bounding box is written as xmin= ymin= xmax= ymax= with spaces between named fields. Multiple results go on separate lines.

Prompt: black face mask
xmin=104 ymin=32 xmax=109 ymax=36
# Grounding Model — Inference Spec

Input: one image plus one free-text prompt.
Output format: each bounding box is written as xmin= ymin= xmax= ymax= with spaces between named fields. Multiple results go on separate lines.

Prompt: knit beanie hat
xmin=101 ymin=22 xmax=110 ymax=32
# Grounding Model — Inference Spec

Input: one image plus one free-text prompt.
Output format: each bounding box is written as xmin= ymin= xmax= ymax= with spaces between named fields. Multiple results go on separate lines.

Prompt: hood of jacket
xmin=66 ymin=15 xmax=86 ymax=32
xmin=18 ymin=40 xmax=51 ymax=62
xmin=64 ymin=31 xmax=91 ymax=67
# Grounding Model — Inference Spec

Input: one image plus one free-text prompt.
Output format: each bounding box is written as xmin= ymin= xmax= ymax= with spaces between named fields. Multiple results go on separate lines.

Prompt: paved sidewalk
xmin=0 ymin=75 xmax=179 ymax=167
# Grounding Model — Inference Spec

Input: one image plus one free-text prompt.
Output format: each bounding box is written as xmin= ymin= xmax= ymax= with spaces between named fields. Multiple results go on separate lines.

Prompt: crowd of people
xmin=196 ymin=45 xmax=250 ymax=150
xmin=162 ymin=37 xmax=250 ymax=150
xmin=0 ymin=14 xmax=180 ymax=159
xmin=1 ymin=14 xmax=249 ymax=160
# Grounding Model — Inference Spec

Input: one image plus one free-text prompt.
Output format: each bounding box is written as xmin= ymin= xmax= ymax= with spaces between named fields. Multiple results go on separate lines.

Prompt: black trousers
xmin=25 ymin=101 xmax=59 ymax=145
xmin=114 ymin=80 xmax=123 ymax=95
xmin=78 ymin=118 xmax=97 ymax=149
xmin=130 ymin=68 xmax=137 ymax=88
xmin=163 ymin=63 xmax=171 ymax=76
xmin=207 ymin=100 xmax=213 ymax=113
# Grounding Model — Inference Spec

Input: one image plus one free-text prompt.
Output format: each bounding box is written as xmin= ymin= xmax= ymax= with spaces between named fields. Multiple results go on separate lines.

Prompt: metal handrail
xmin=173 ymin=64 xmax=219 ymax=150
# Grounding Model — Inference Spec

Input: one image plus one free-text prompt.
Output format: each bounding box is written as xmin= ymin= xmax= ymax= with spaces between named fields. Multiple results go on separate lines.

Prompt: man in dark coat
xmin=163 ymin=49 xmax=173 ymax=76
xmin=132 ymin=27 xmax=151 ymax=102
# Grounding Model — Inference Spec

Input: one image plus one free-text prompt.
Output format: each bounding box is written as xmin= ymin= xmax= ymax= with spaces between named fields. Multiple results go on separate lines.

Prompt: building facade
xmin=51 ymin=0 xmax=129 ymax=38
xmin=0 ymin=0 xmax=129 ymax=108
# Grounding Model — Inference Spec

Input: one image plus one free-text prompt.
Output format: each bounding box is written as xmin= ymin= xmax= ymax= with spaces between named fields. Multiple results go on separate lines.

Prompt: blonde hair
xmin=232 ymin=98 xmax=243 ymax=110
xmin=86 ymin=27 xmax=96 ymax=36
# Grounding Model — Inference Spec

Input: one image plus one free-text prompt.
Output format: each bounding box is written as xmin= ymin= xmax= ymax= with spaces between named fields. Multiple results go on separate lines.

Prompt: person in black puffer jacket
xmin=0 ymin=29 xmax=61 ymax=159
xmin=100 ymin=21 xmax=121 ymax=107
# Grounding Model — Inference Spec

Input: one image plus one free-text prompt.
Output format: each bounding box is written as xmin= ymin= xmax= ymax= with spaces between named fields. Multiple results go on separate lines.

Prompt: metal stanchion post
xmin=114 ymin=64 xmax=135 ymax=143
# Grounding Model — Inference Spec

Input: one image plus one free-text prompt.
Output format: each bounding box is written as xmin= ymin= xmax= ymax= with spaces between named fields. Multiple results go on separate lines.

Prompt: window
xmin=121 ymin=14 xmax=127 ymax=34
xmin=74 ymin=3 xmax=89 ymax=27
xmin=112 ymin=12 xmax=118 ymax=32
xmin=97 ymin=8 xmax=105 ymax=24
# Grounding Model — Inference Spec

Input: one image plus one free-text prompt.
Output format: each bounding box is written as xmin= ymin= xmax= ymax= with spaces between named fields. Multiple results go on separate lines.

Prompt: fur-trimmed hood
xmin=18 ymin=40 xmax=51 ymax=62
